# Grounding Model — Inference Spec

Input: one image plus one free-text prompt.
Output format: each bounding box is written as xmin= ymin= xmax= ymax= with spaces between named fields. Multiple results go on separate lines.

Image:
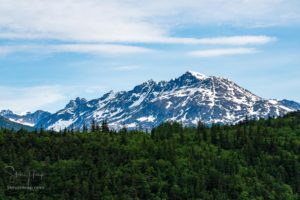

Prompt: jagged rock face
xmin=35 ymin=71 xmax=300 ymax=131
xmin=0 ymin=110 xmax=51 ymax=127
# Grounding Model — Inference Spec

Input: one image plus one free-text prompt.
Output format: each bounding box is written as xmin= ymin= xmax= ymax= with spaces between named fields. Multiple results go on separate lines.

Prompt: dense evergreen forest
xmin=1 ymin=112 xmax=300 ymax=200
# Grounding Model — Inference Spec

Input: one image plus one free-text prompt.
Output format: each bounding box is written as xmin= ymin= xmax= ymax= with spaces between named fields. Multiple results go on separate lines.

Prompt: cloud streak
xmin=50 ymin=44 xmax=153 ymax=55
xmin=0 ymin=35 xmax=274 ymax=56
xmin=0 ymin=0 xmax=295 ymax=43
xmin=0 ymin=0 xmax=284 ymax=56
xmin=113 ymin=35 xmax=275 ymax=45
xmin=0 ymin=44 xmax=154 ymax=56
xmin=188 ymin=48 xmax=259 ymax=57
xmin=190 ymin=36 xmax=276 ymax=46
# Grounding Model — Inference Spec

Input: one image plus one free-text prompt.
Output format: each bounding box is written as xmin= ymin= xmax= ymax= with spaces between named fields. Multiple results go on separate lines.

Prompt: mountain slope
xmin=0 ymin=116 xmax=35 ymax=131
xmin=36 ymin=71 xmax=300 ymax=131
xmin=0 ymin=110 xmax=51 ymax=127
xmin=279 ymin=99 xmax=300 ymax=110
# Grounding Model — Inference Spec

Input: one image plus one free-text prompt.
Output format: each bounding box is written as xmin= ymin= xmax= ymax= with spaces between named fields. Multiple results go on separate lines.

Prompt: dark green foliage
xmin=0 ymin=112 xmax=300 ymax=199
xmin=101 ymin=120 xmax=109 ymax=133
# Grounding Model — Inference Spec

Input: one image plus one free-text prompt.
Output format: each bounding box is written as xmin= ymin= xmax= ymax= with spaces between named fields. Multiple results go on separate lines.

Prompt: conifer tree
xmin=101 ymin=120 xmax=109 ymax=133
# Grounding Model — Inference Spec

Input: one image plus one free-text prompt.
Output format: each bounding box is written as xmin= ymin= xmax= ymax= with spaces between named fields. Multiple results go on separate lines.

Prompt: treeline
xmin=0 ymin=112 xmax=300 ymax=199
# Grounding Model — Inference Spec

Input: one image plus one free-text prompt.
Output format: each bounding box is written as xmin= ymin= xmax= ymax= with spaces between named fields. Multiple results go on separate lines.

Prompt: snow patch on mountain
xmin=48 ymin=119 xmax=75 ymax=131
xmin=137 ymin=116 xmax=156 ymax=122
xmin=8 ymin=118 xmax=35 ymax=127
xmin=187 ymin=70 xmax=207 ymax=80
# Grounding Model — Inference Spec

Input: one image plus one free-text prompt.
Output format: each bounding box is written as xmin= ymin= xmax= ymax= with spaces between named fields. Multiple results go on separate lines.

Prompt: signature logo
xmin=4 ymin=165 xmax=45 ymax=190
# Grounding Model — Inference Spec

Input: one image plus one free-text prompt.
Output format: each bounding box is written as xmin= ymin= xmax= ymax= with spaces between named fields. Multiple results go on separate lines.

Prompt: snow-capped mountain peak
xmin=34 ymin=71 xmax=300 ymax=131
xmin=65 ymin=97 xmax=87 ymax=109
xmin=186 ymin=70 xmax=207 ymax=80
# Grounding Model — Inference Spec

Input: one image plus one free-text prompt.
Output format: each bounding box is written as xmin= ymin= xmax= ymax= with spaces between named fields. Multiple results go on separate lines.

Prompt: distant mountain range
xmin=0 ymin=110 xmax=51 ymax=127
xmin=0 ymin=116 xmax=35 ymax=131
xmin=1 ymin=71 xmax=300 ymax=131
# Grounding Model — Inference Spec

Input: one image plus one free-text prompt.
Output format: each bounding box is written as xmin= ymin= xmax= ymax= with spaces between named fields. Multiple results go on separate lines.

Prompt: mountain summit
xmin=35 ymin=71 xmax=300 ymax=131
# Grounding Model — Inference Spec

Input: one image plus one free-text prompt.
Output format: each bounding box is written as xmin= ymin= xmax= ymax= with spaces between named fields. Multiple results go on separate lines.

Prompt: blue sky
xmin=0 ymin=0 xmax=300 ymax=113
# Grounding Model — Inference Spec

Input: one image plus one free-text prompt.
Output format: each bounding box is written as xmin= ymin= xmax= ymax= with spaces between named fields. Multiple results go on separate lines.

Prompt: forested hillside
xmin=0 ymin=112 xmax=300 ymax=199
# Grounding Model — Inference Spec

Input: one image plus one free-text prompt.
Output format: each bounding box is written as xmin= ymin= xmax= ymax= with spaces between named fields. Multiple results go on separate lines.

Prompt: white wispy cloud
xmin=0 ymin=0 xmax=294 ymax=57
xmin=143 ymin=0 xmax=300 ymax=27
xmin=191 ymin=36 xmax=276 ymax=45
xmin=117 ymin=35 xmax=275 ymax=45
xmin=50 ymin=44 xmax=153 ymax=55
xmin=0 ymin=35 xmax=274 ymax=56
xmin=0 ymin=44 xmax=154 ymax=56
xmin=0 ymin=0 xmax=296 ymax=43
xmin=0 ymin=0 xmax=164 ymax=42
xmin=188 ymin=48 xmax=259 ymax=57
